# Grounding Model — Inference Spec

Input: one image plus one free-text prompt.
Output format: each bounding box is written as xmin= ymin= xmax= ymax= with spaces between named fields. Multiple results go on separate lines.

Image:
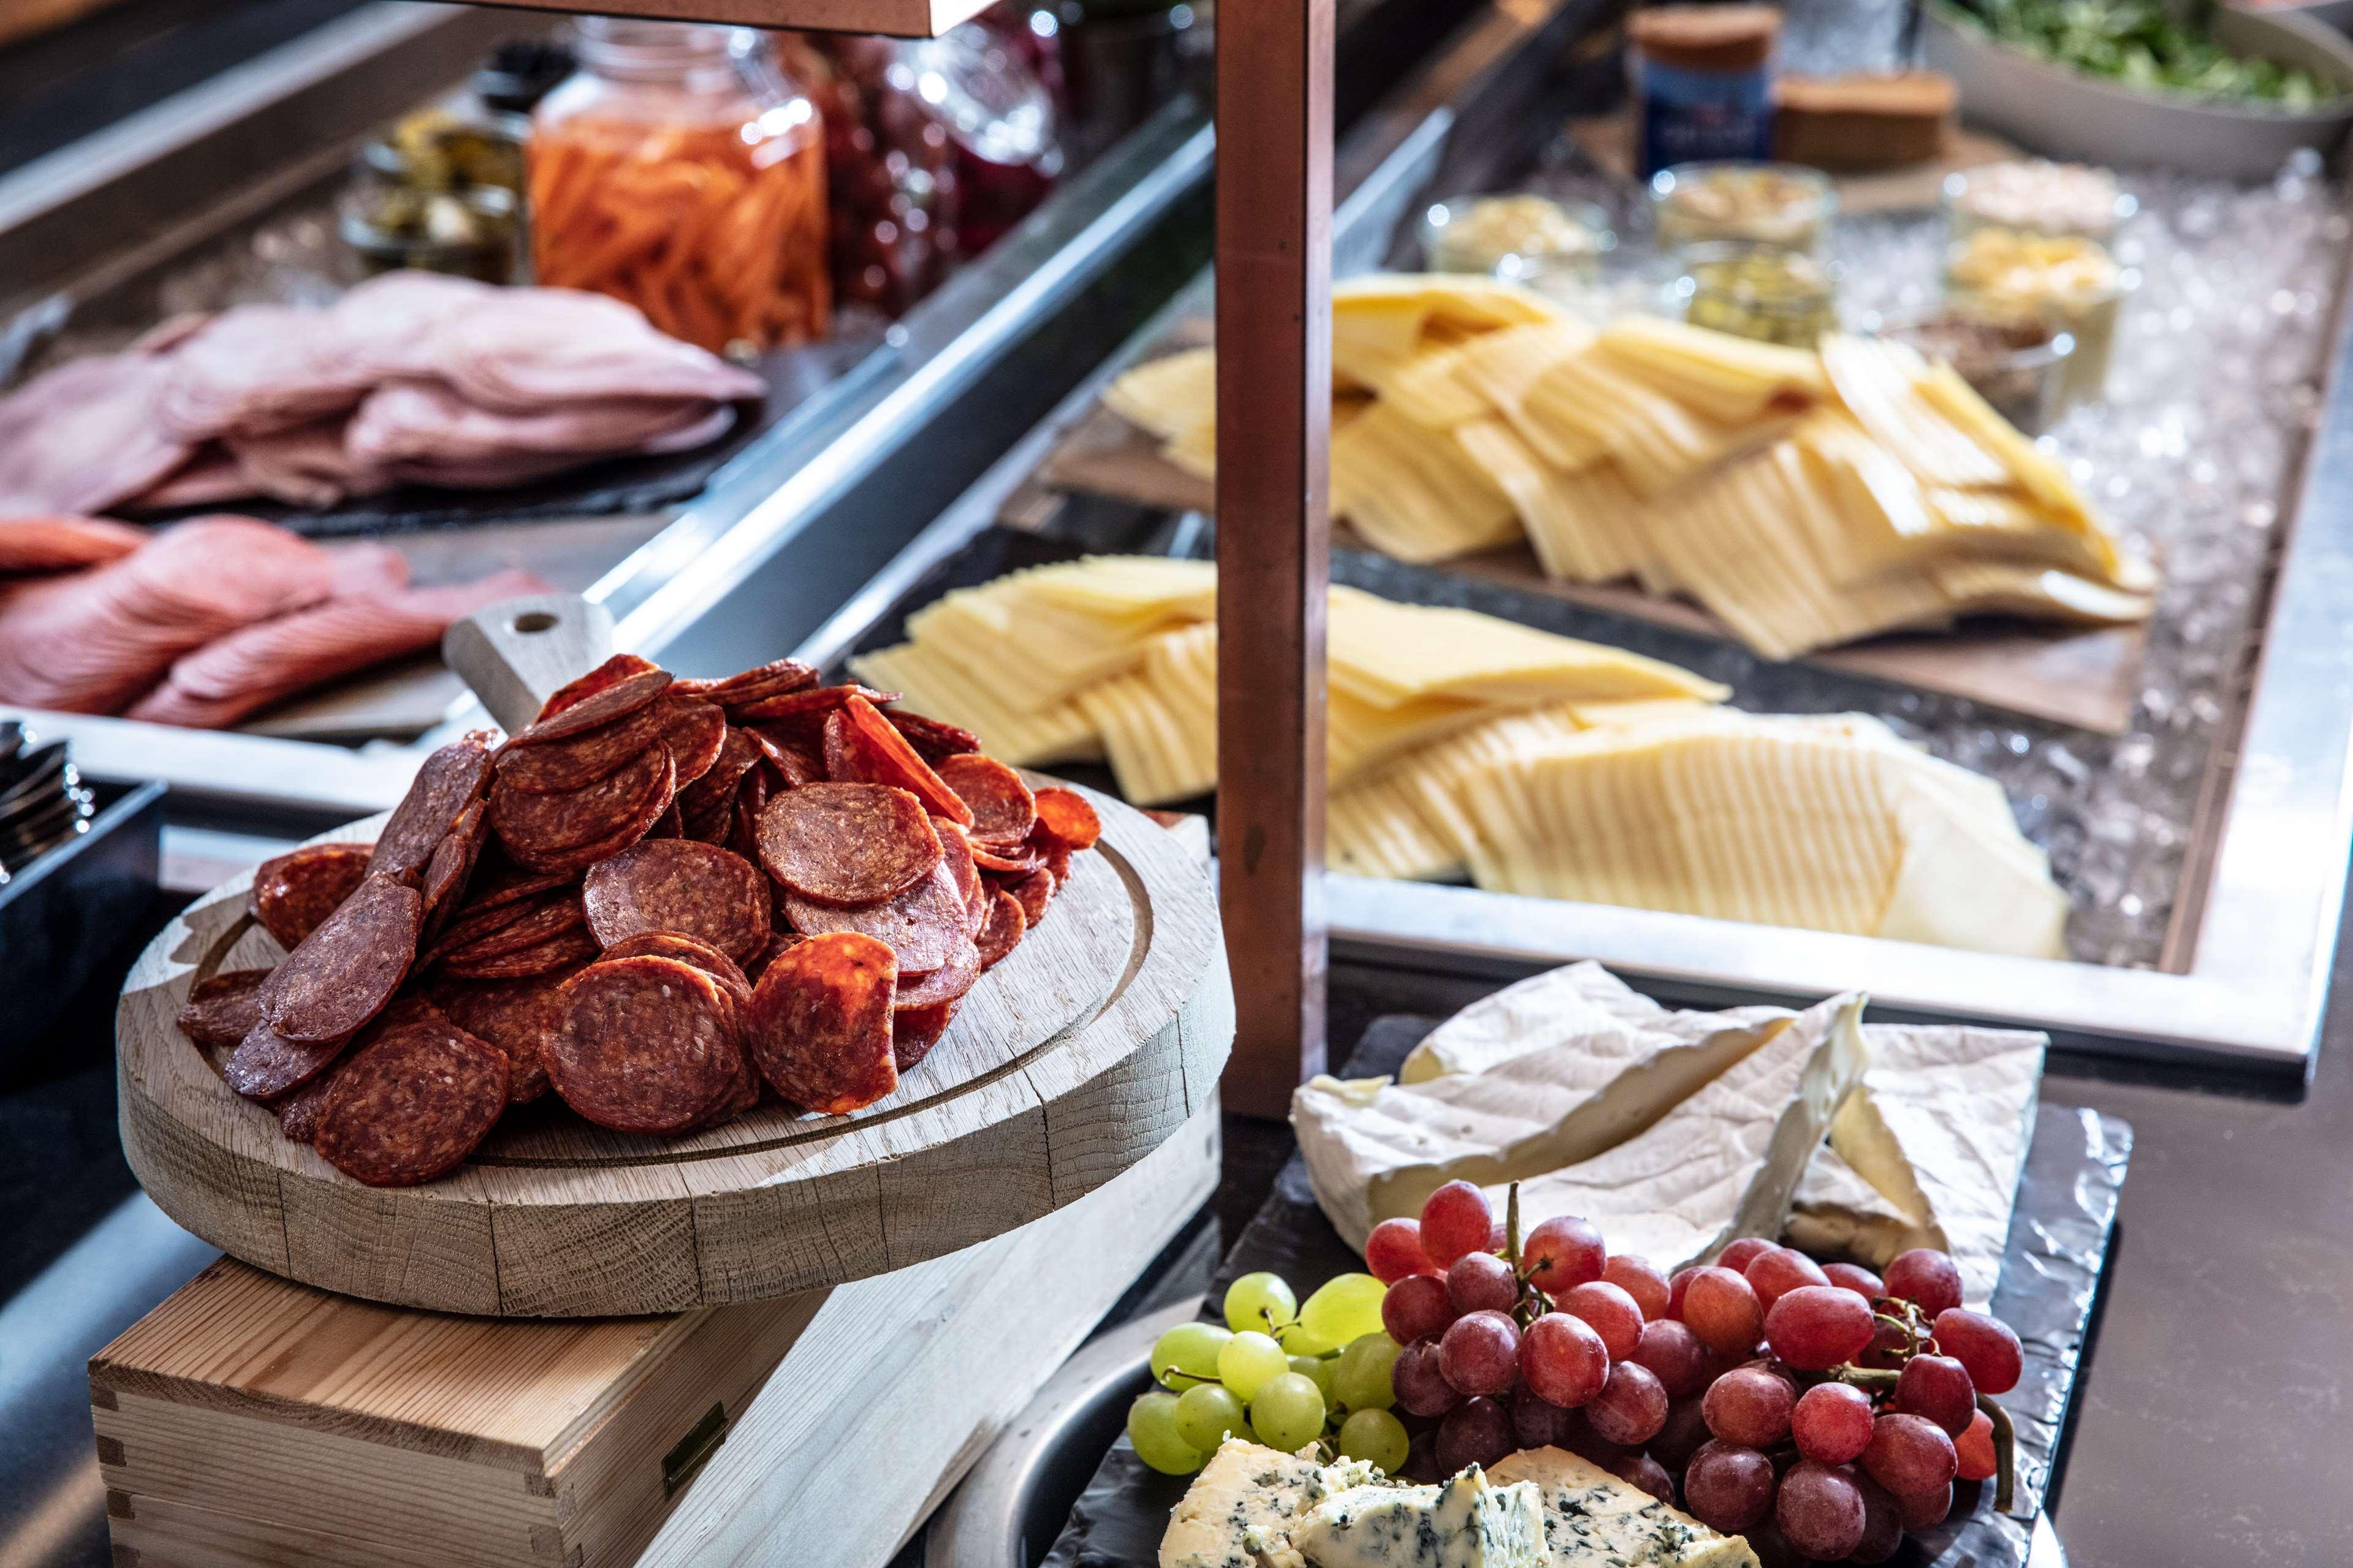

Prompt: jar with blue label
xmin=1628 ymin=5 xmax=1780 ymax=179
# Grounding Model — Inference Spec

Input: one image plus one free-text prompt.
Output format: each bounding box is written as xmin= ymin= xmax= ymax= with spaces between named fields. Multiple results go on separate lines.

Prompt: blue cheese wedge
xmin=1489 ymin=1447 xmax=1760 ymax=1567
xmin=1161 ymin=1442 xmax=1386 ymax=1568
xmin=1291 ymin=1466 xmax=1547 ymax=1568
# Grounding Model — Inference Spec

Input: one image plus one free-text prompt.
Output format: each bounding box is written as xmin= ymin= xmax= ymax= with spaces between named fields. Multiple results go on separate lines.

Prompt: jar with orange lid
xmin=528 ymin=19 xmax=829 ymax=355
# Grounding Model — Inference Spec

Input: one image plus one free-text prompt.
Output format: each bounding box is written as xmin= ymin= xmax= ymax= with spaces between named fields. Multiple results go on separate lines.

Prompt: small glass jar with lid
xmin=1650 ymin=161 xmax=1834 ymax=254
xmin=529 ymin=19 xmax=829 ymax=355
xmin=1942 ymin=227 xmax=2131 ymax=407
xmin=1944 ymin=161 xmax=2136 ymax=246
xmin=1673 ymin=241 xmax=1839 ymax=347
xmin=1419 ymin=193 xmax=1616 ymax=280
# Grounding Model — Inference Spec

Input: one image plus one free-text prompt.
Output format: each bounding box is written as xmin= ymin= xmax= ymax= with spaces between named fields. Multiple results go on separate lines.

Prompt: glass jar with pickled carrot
xmin=529 ymin=20 xmax=829 ymax=356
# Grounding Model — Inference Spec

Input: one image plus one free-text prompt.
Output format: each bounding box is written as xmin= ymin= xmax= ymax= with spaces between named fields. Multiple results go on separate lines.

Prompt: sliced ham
xmin=124 ymin=569 xmax=552 ymax=728
xmin=424 ymin=288 xmax=766 ymax=414
xmin=346 ymin=380 xmax=736 ymax=487
xmin=0 ymin=515 xmax=147 ymax=574
xmin=0 ymin=514 xmax=338 ymax=712
xmin=0 ymin=353 xmax=194 ymax=516
xmin=222 ymin=418 xmax=387 ymax=507
xmin=132 ymin=449 xmax=256 ymax=510
xmin=154 ymin=305 xmax=379 ymax=442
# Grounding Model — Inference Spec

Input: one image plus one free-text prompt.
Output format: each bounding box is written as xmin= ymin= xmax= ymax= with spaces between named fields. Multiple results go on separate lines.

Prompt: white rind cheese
xmin=1489 ymin=1447 xmax=1760 ymax=1566
xmin=1292 ymin=1466 xmax=1547 ymax=1568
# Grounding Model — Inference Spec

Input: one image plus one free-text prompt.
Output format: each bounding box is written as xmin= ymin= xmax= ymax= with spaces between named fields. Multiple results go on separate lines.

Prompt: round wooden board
xmin=117 ymin=781 xmax=1233 ymax=1317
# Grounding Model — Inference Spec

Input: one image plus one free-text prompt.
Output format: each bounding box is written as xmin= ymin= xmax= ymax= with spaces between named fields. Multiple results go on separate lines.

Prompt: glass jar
xmin=529 ymin=20 xmax=829 ymax=355
xmin=1651 ymin=161 xmax=1834 ymax=254
xmin=1942 ymin=227 xmax=2131 ymax=407
xmin=340 ymin=176 xmax=519 ymax=284
xmin=1879 ymin=313 xmax=2075 ymax=435
xmin=1674 ymin=242 xmax=1839 ymax=347
xmin=1944 ymin=161 xmax=2136 ymax=246
xmin=893 ymin=25 xmax=1063 ymax=257
xmin=1420 ymin=194 xmax=1614 ymax=279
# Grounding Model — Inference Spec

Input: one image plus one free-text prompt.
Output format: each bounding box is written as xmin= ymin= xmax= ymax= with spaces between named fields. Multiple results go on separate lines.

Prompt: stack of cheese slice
xmin=1101 ymin=276 xmax=2156 ymax=659
xmin=1291 ymin=963 xmax=2042 ymax=1306
xmin=1160 ymin=1438 xmax=1756 ymax=1568
xmin=856 ymin=556 xmax=2074 ymax=959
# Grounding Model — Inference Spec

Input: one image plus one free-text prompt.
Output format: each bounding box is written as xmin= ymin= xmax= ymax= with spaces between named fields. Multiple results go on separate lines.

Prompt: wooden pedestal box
xmin=91 ymin=1102 xmax=1221 ymax=1568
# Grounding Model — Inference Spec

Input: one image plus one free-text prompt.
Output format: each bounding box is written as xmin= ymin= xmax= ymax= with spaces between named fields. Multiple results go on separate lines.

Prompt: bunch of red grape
xmin=1366 ymin=1181 xmax=2026 ymax=1564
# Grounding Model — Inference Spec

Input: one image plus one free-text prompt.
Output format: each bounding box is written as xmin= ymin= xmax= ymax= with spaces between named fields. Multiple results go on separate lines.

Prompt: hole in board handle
xmin=662 ymin=1401 xmax=729 ymax=1499
xmin=512 ymin=611 xmax=560 ymax=634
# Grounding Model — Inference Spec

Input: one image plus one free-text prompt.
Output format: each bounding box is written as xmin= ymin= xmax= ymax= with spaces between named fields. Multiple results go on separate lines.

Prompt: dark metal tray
xmin=1034 ymin=1010 xmax=2131 ymax=1568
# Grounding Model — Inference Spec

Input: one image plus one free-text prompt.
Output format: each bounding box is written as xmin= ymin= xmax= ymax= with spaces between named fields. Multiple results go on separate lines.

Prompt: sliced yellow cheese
xmin=850 ymin=642 xmax=1099 ymax=767
xmin=1329 ymin=401 xmax=1522 ymax=564
xmin=1595 ymin=313 xmax=1832 ymax=423
xmin=1101 ymin=347 xmax=1215 ymax=442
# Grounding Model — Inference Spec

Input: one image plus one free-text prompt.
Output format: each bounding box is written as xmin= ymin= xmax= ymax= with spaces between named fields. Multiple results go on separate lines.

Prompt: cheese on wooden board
xmin=1493 ymin=991 xmax=1871 ymax=1271
xmin=1291 ymin=1467 xmax=1548 ymax=1568
xmin=1292 ymin=964 xmax=1794 ymax=1248
xmin=1489 ymin=1446 xmax=1761 ymax=1567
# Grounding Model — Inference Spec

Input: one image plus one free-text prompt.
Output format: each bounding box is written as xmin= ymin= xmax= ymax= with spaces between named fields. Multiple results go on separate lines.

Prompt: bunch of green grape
xmin=1127 ymin=1270 xmax=1409 ymax=1476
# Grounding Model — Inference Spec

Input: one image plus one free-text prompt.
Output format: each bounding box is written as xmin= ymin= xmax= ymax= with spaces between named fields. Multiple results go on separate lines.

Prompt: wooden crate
xmin=92 ymin=1101 xmax=1221 ymax=1568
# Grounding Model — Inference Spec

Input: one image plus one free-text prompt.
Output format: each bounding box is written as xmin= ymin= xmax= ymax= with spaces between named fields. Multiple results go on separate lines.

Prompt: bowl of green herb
xmin=1925 ymin=0 xmax=2353 ymax=177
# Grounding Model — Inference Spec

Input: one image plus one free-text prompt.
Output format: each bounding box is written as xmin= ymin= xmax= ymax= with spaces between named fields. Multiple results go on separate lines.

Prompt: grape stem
xmin=1836 ymin=1366 xmax=2020 ymax=1515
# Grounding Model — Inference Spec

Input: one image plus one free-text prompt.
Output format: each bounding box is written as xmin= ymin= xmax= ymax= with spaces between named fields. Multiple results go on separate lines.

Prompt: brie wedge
xmin=1489 ymin=1446 xmax=1760 ymax=1566
xmin=1492 ymin=991 xmax=1872 ymax=1271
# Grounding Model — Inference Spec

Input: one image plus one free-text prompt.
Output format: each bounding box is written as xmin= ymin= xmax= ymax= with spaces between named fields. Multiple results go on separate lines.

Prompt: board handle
xmin=443 ymin=594 xmax=617 ymax=735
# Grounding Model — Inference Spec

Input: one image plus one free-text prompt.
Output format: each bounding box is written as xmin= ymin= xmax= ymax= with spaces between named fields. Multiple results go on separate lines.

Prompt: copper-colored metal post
xmin=1214 ymin=0 xmax=1336 ymax=1115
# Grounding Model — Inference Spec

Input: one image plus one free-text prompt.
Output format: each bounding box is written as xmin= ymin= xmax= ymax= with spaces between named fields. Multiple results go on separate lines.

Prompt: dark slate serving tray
xmin=1040 ymin=1011 xmax=2132 ymax=1568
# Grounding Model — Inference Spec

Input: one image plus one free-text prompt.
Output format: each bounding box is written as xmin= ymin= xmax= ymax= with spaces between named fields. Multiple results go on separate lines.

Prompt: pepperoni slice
xmin=251 ymin=843 xmax=373 ymax=951
xmin=599 ymin=931 xmax=754 ymax=1014
xmin=225 ymin=1018 xmax=355 ymax=1100
xmin=743 ymin=723 xmax=826 ymax=788
xmin=885 ymin=708 xmax=981 ymax=762
xmin=935 ymin=755 xmax=1035 ymax=847
xmin=679 ymin=726 xmax=763 ymax=837
xmin=1032 ymin=787 xmax=1104 ymax=851
xmin=1006 ymin=868 xmax=1054 ymax=930
xmin=968 ymin=839 xmax=1044 ymax=876
xmin=275 ymin=1069 xmax=339 ymax=1143
xmin=975 ymin=887 xmax=1027 ymax=970
xmin=507 ymin=668 xmax=672 ymax=746
xmin=460 ymin=863 xmax=572 ymax=915
xmin=677 ymin=657 xmax=819 ymax=711
xmin=895 ymin=945 xmax=980 ymax=1012
xmin=490 ymin=744 xmax=672 ymax=857
xmin=419 ymin=801 xmax=488 ymax=943
xmin=538 ymin=654 xmax=659 ymax=721
xmin=932 ymin=819 xmax=983 ymax=931
xmin=755 ymin=781 xmax=940 ymax=907
xmin=781 ymin=862 xmax=970 ymax=973
xmin=369 ymin=733 xmax=495 ymax=882
xmin=314 ymin=1017 xmax=511 ymax=1187
xmin=892 ymin=998 xmax=958 ymax=1074
xmin=259 ymin=873 xmax=422 ymax=1043
xmin=821 ymin=696 xmax=973 ymax=827
xmin=583 ymin=839 xmax=770 ymax=963
xmin=745 ymin=933 xmax=898 ymax=1115
xmin=430 ymin=890 xmax=585 ymax=968
xmin=177 ymin=967 xmax=272 ymax=1052
xmin=494 ymin=698 xmax=672 ymax=793
xmin=731 ymin=681 xmax=897 ymax=727
xmin=439 ymin=923 xmax=599 ymax=981
xmin=547 ymin=956 xmax=742 ymax=1134
xmin=511 ymin=765 xmax=678 ymax=877
xmin=658 ymin=696 xmax=728 ymax=786
xmin=440 ymin=968 xmax=587 ymax=1104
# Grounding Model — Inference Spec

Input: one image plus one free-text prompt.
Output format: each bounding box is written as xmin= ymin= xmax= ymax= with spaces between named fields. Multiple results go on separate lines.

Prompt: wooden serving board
xmin=1035 ymin=400 xmax=2146 ymax=735
xmin=116 ymin=782 xmax=1228 ymax=1317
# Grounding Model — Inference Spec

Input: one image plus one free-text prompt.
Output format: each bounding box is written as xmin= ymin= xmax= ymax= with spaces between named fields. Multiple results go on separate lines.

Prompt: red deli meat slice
xmin=275 ymin=1069 xmax=340 ymax=1143
xmin=1006 ymin=868 xmax=1054 ymax=930
xmin=821 ymin=695 xmax=972 ymax=827
xmin=314 ymin=1017 xmax=511 ymax=1186
xmin=258 ymin=873 xmax=422 ymax=1043
xmin=439 ymin=968 xmax=588 ymax=1104
xmin=1032 ymin=787 xmax=1104 ymax=851
xmin=734 ymin=681 xmax=896 ymax=727
xmin=506 ymin=667 xmax=672 ymax=746
xmin=548 ymin=956 xmax=743 ymax=1134
xmin=419 ymin=801 xmax=488 ymax=944
xmin=370 ymin=732 xmax=496 ymax=882
xmin=745 ymin=933 xmax=898 ymax=1115
xmin=251 ymin=842 xmax=373 ymax=950
xmin=755 ymin=781 xmax=940 ymax=907
xmin=892 ymin=998 xmax=957 ymax=1074
xmin=583 ymin=838 xmax=770 ymax=964
xmin=781 ymin=862 xmax=970 ymax=974
xmin=493 ymin=697 xmax=674 ymax=793
xmin=430 ymin=890 xmax=585 ymax=966
xmin=490 ymin=743 xmax=671 ymax=858
xmin=657 ymin=696 xmax=727 ymax=786
xmin=598 ymin=931 xmax=754 ymax=1015
xmin=538 ymin=654 xmax=660 ymax=721
xmin=176 ymin=968 xmax=273 ymax=1052
xmin=932 ymin=820 xmax=983 ymax=931
xmin=895 ymin=946 xmax=980 ymax=1012
xmin=438 ymin=924 xmax=599 ymax=981
xmin=936 ymin=754 xmax=1035 ymax=847
xmin=883 ymin=708 xmax=980 ymax=763
xmin=974 ymin=887 xmax=1027 ymax=971
xmin=224 ymin=1017 xmax=355 ymax=1100
xmin=679 ymin=657 xmax=819 ymax=711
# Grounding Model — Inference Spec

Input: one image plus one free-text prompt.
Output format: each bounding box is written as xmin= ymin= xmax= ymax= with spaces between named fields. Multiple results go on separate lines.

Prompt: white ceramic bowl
xmin=1923 ymin=0 xmax=2353 ymax=180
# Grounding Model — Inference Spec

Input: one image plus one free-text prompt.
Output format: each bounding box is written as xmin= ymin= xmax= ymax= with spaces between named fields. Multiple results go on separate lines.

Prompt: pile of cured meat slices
xmin=0 ymin=272 xmax=765 ymax=517
xmin=174 ymin=653 xmax=1104 ymax=1187
xmin=0 ymin=512 xmax=549 ymax=726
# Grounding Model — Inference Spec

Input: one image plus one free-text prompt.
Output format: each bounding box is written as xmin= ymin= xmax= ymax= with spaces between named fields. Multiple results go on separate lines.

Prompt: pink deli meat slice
xmin=0 ymin=516 xmax=146 ymax=574
xmin=423 ymin=287 xmax=766 ymax=414
xmin=0 ymin=352 xmax=194 ymax=517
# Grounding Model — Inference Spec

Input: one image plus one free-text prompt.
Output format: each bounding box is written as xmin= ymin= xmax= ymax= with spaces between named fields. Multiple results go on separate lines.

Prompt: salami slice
xmin=932 ymin=819 xmax=983 ymax=931
xmin=507 ymin=668 xmax=672 ymax=746
xmin=225 ymin=1017 xmax=355 ymax=1100
xmin=781 ymin=861 xmax=970 ymax=973
xmin=461 ymin=863 xmax=572 ymax=915
xmin=885 ymin=708 xmax=981 ymax=762
xmin=419 ymin=801 xmax=488 ymax=943
xmin=677 ymin=657 xmax=818 ymax=711
xmin=251 ymin=842 xmax=373 ymax=951
xmin=1040 ymin=840 xmax=1073 ymax=892
xmin=259 ymin=873 xmax=422 ymax=1043
xmin=491 ymin=743 xmax=672 ymax=857
xmin=583 ymin=839 xmax=770 ymax=963
xmin=975 ymin=887 xmax=1027 ymax=970
xmin=599 ymin=931 xmax=755 ymax=1013
xmin=937 ymin=755 xmax=1035 ymax=847
xmin=743 ymin=724 xmax=826 ymax=787
xmin=424 ymin=895 xmax=538 ymax=964
xmin=494 ymin=697 xmax=672 ymax=793
xmin=821 ymin=696 xmax=972 ymax=827
xmin=736 ymin=681 xmax=897 ymax=726
xmin=658 ymin=696 xmax=727 ymax=786
xmin=678 ymin=726 xmax=761 ymax=833
xmin=538 ymin=653 xmax=659 ymax=721
xmin=439 ymin=923 xmax=599 ymax=981
xmin=745 ymin=933 xmax=898 ymax=1115
xmin=1006 ymin=868 xmax=1055 ymax=930
xmin=275 ymin=1068 xmax=339 ymax=1143
xmin=431 ymin=889 xmax=583 ymax=966
xmin=892 ymin=998 xmax=957 ymax=1074
xmin=895 ymin=945 xmax=979 ymax=1012
xmin=177 ymin=967 xmax=272 ymax=1051
xmin=968 ymin=838 xmax=1044 ymax=876
xmin=547 ymin=956 xmax=741 ymax=1134
xmin=314 ymin=1018 xmax=511 ymax=1187
xmin=369 ymin=733 xmax=495 ymax=882
xmin=1032 ymin=787 xmax=1104 ymax=850
xmin=441 ymin=969 xmax=584 ymax=1104
xmin=755 ymin=781 xmax=940 ymax=907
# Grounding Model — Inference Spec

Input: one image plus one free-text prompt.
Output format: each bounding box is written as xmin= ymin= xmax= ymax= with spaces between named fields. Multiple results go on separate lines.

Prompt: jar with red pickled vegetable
xmin=529 ymin=20 xmax=829 ymax=355
xmin=894 ymin=25 xmax=1063 ymax=256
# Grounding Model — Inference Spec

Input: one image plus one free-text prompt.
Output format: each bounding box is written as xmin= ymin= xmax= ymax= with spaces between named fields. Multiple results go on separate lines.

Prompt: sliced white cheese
xmin=1291 ymin=1467 xmax=1547 ymax=1568
xmin=1399 ymin=963 xmax=1676 ymax=1083
xmin=1293 ymin=966 xmax=1791 ymax=1249
xmin=1496 ymin=991 xmax=1872 ymax=1272
xmin=1490 ymin=1446 xmax=1760 ymax=1566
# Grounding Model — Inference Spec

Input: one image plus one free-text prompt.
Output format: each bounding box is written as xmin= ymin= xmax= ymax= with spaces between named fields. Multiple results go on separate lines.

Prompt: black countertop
xmin=7 ymin=890 xmax=2351 ymax=1566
